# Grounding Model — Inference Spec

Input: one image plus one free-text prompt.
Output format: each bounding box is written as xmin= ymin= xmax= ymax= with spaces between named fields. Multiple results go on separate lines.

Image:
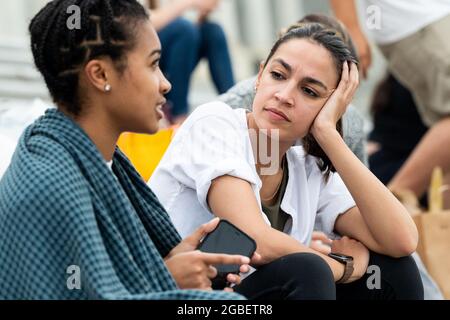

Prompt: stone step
xmin=0 ymin=78 xmax=48 ymax=100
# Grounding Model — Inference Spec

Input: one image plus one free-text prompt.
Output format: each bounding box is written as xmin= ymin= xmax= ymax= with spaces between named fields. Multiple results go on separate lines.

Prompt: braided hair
xmin=29 ymin=0 xmax=149 ymax=115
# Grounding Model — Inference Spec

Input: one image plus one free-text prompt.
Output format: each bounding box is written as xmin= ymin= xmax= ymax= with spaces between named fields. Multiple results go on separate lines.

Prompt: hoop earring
xmin=104 ymin=84 xmax=111 ymax=92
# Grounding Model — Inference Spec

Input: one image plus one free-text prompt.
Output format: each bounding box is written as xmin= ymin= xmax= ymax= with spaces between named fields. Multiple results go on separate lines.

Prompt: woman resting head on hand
xmin=150 ymin=21 xmax=423 ymax=300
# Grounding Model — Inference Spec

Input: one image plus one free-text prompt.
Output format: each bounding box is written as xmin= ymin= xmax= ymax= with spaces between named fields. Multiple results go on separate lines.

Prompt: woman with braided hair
xmin=0 ymin=0 xmax=253 ymax=299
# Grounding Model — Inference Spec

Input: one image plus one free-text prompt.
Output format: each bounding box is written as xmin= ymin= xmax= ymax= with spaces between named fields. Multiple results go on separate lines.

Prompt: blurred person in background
xmin=368 ymin=73 xmax=444 ymax=300
xmin=148 ymin=0 xmax=235 ymax=124
xmin=368 ymin=74 xmax=428 ymax=188
xmin=331 ymin=0 xmax=450 ymax=208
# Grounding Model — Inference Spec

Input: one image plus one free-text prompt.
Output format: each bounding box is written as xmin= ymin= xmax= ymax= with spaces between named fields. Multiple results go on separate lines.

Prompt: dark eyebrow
xmin=272 ymin=58 xmax=292 ymax=74
xmin=273 ymin=58 xmax=329 ymax=91
xmin=303 ymin=76 xmax=328 ymax=91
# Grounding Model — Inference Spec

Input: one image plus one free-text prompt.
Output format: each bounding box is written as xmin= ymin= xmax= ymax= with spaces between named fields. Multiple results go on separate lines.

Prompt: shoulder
xmin=343 ymin=104 xmax=363 ymax=120
xmin=182 ymin=101 xmax=247 ymax=131
xmin=218 ymin=77 xmax=256 ymax=110
xmin=163 ymin=102 xmax=251 ymax=166
xmin=3 ymin=134 xmax=90 ymax=215
xmin=190 ymin=101 xmax=239 ymax=118
xmin=343 ymin=104 xmax=364 ymax=131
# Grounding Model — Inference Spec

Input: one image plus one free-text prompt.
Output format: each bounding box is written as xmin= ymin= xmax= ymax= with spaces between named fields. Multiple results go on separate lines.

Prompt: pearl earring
xmin=104 ymin=84 xmax=111 ymax=92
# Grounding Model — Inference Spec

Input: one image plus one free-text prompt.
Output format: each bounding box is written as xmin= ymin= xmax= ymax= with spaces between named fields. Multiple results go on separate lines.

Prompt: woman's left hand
xmin=311 ymin=61 xmax=359 ymax=137
xmin=165 ymin=217 xmax=261 ymax=290
xmin=310 ymin=231 xmax=333 ymax=255
xmin=331 ymin=236 xmax=370 ymax=283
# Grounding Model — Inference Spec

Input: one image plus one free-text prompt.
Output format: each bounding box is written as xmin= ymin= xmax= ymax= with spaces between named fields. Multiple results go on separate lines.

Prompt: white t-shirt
xmin=149 ymin=102 xmax=356 ymax=244
xmin=106 ymin=160 xmax=120 ymax=182
xmin=360 ymin=0 xmax=450 ymax=45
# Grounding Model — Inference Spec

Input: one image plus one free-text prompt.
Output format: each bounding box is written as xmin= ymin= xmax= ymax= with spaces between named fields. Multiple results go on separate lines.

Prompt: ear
xmin=255 ymin=61 xmax=265 ymax=90
xmin=83 ymin=59 xmax=111 ymax=92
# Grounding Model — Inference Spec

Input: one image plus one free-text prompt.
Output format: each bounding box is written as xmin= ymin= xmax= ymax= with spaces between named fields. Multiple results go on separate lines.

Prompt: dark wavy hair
xmin=295 ymin=14 xmax=358 ymax=60
xmin=29 ymin=0 xmax=149 ymax=115
xmin=263 ymin=22 xmax=359 ymax=178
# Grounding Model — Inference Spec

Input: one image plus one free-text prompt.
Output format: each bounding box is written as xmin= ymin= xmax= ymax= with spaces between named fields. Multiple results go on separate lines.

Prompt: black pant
xmin=234 ymin=252 xmax=424 ymax=300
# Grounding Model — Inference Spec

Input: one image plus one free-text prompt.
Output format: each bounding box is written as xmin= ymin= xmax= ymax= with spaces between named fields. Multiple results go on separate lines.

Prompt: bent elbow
xmin=403 ymin=235 xmax=419 ymax=256
xmin=390 ymin=235 xmax=418 ymax=258
xmin=393 ymin=221 xmax=419 ymax=257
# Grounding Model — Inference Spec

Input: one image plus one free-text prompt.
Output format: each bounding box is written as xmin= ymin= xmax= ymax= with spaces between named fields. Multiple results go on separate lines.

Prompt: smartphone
xmin=197 ymin=220 xmax=257 ymax=289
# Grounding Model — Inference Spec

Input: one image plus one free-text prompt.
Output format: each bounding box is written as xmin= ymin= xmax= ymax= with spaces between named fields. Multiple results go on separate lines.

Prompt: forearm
xmin=315 ymin=127 xmax=418 ymax=255
xmin=389 ymin=117 xmax=450 ymax=197
xmin=149 ymin=0 xmax=192 ymax=31
xmin=329 ymin=0 xmax=362 ymax=33
xmin=254 ymin=226 xmax=345 ymax=281
xmin=208 ymin=175 xmax=345 ymax=281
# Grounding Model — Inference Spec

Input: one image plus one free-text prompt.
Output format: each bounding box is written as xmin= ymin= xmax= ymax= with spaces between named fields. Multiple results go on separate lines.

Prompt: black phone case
xmin=197 ymin=220 xmax=256 ymax=288
xmin=198 ymin=219 xmax=257 ymax=259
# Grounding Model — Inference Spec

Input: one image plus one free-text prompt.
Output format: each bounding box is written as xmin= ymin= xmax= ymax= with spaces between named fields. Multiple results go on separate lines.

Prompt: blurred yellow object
xmin=413 ymin=166 xmax=450 ymax=299
xmin=117 ymin=128 xmax=174 ymax=182
xmin=429 ymin=167 xmax=444 ymax=213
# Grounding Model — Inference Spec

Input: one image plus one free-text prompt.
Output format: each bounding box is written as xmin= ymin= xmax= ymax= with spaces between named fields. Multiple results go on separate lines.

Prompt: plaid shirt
xmin=0 ymin=109 xmax=243 ymax=300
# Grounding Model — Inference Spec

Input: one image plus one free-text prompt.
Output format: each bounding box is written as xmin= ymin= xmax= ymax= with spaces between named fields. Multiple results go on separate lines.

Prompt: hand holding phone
xmin=197 ymin=219 xmax=257 ymax=289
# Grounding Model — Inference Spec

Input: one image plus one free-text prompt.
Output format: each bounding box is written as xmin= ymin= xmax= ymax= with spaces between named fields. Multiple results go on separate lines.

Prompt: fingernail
xmin=242 ymin=257 xmax=250 ymax=264
xmin=211 ymin=217 xmax=219 ymax=223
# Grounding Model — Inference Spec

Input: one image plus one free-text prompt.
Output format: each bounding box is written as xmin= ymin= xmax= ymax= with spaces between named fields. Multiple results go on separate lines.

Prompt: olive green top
xmin=261 ymin=157 xmax=290 ymax=232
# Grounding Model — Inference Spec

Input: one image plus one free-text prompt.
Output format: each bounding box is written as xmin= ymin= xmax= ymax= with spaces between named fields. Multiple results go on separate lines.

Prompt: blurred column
xmin=270 ymin=0 xmax=305 ymax=34
xmin=0 ymin=1 xmax=28 ymax=41
xmin=235 ymin=0 xmax=274 ymax=52
xmin=0 ymin=0 xmax=50 ymax=42
xmin=300 ymin=0 xmax=330 ymax=15
xmin=211 ymin=0 xmax=240 ymax=44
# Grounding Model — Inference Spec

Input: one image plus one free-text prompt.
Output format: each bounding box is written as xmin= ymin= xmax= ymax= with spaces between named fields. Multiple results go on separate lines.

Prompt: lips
xmin=264 ymin=107 xmax=290 ymax=122
xmin=157 ymin=99 xmax=167 ymax=107
xmin=155 ymin=99 xmax=166 ymax=119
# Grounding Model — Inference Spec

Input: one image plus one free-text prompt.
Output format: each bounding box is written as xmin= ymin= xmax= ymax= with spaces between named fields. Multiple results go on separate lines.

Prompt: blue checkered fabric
xmin=0 ymin=109 xmax=243 ymax=300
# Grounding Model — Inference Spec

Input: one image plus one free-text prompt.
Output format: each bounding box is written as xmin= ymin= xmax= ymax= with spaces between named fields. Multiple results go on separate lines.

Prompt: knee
xmin=281 ymin=253 xmax=334 ymax=281
xmin=200 ymin=22 xmax=227 ymax=44
xmin=168 ymin=18 xmax=200 ymax=44
xmin=393 ymin=255 xmax=424 ymax=299
xmin=371 ymin=253 xmax=424 ymax=300
xmin=277 ymin=253 xmax=336 ymax=299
